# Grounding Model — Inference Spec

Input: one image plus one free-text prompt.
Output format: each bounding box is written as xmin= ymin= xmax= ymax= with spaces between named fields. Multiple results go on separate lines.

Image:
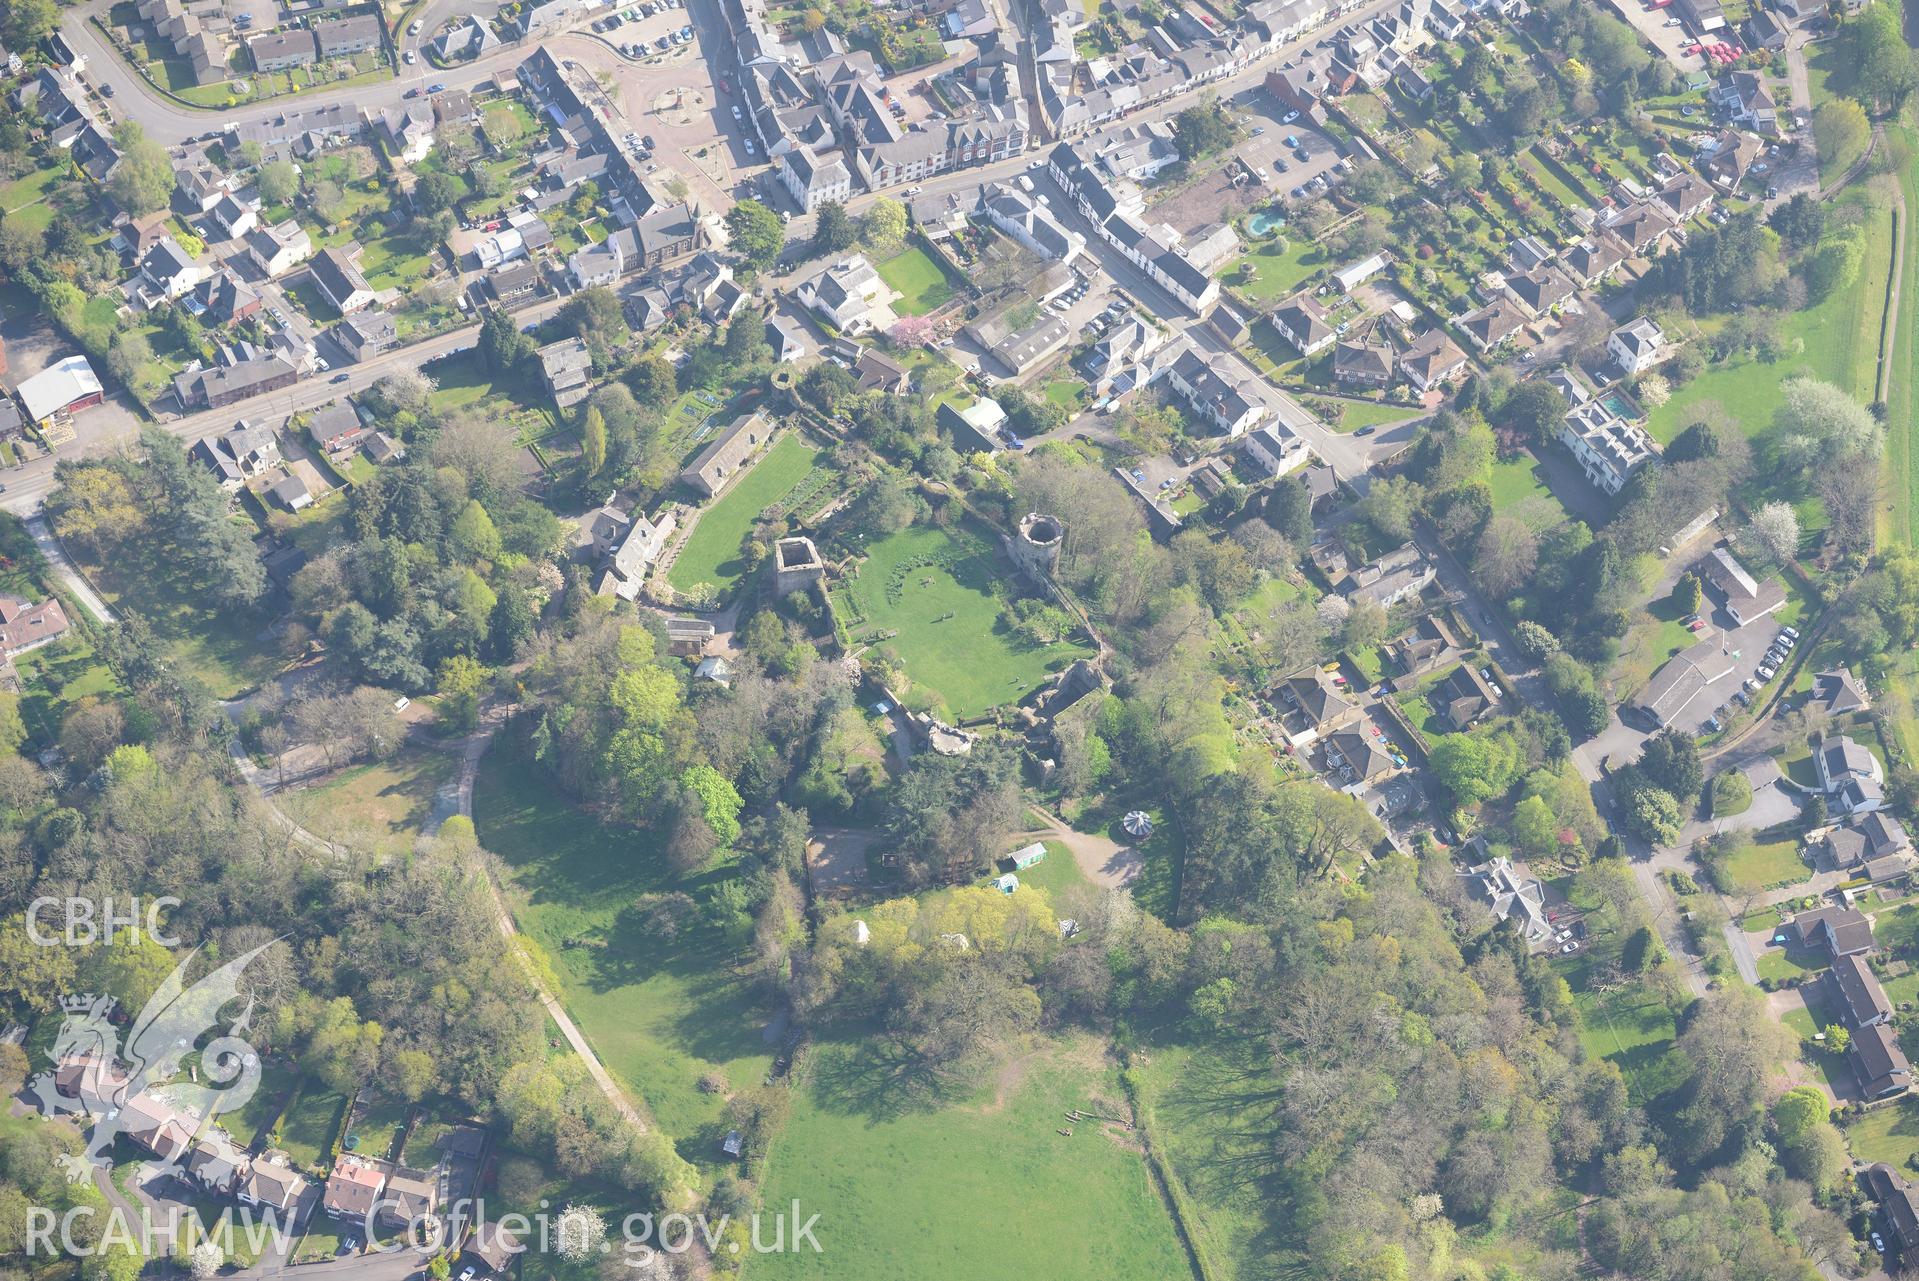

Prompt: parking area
xmin=1609 ymin=0 xmax=1715 ymax=69
xmin=593 ymin=0 xmax=700 ymax=60
xmin=1232 ymin=87 xmax=1348 ymax=205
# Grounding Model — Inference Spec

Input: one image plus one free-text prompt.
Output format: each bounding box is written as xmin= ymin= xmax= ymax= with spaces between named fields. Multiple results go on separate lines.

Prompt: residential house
xmin=192 ymin=272 xmax=262 ymax=326
xmin=1399 ymin=328 xmax=1468 ymax=391
xmin=1853 ymin=1022 xmax=1912 ymax=1099
xmin=210 ymin=193 xmax=258 ymax=240
xmin=1812 ymin=667 xmax=1872 ymax=717
xmin=1700 ymin=545 xmax=1788 ymax=626
xmin=1609 ymin=316 xmax=1665 ymax=374
xmin=1271 ymin=295 xmax=1335 ymax=357
xmin=681 ymin=413 xmax=770 ymax=498
xmin=333 ymin=309 xmax=397 ymax=363
xmin=1333 ymin=336 xmax=1394 ymax=388
xmin=245 ymin=222 xmax=313 ymax=278
xmin=434 ymin=16 xmax=501 ymax=61
xmin=0 ymin=595 xmax=70 ymax=657
xmin=1078 ymin=315 xmax=1165 ymax=395
xmin=324 ymin=1155 xmax=386 ymax=1221
xmin=190 ymin=420 xmax=281 ymax=490
xmin=1562 ymin=237 xmax=1626 ymax=288
xmin=1826 ymin=812 xmax=1911 ymax=876
xmin=309 ymin=246 xmax=375 ymax=314
xmin=1387 ymin=614 xmax=1460 ymax=678
xmin=249 ymin=29 xmax=316 ymax=72
xmin=780 ymin=147 xmax=854 ymax=213
xmin=797 ymin=254 xmax=898 ymax=336
xmin=1655 ymin=172 xmax=1715 ymax=223
xmin=314 ymin=14 xmax=383 ymax=57
xmin=1459 ymin=298 xmax=1526 ymax=351
xmin=136 ymin=237 xmax=208 ymax=304
xmin=1160 ymin=347 xmax=1266 ymax=437
xmin=376 ymin=104 xmax=436 ymax=164
xmin=1791 ymin=903 xmax=1875 ymax=957
xmin=937 ymin=398 xmax=1009 ymax=453
xmin=1326 ymin=728 xmax=1397 ymax=785
xmin=174 ymin=164 xmax=233 ymax=214
xmin=1828 ymin=951 xmax=1894 ymax=1028
xmin=306 ymin=402 xmax=369 ymax=455
xmin=1277 ymin=666 xmax=1361 ymax=745
xmin=765 ymin=314 xmax=808 ymax=363
xmin=488 ymin=261 xmax=542 ymax=304
xmin=601 ymin=510 xmax=677 ymax=601
xmin=187 ymin=1138 xmax=248 ymax=1195
xmin=536 ymin=336 xmax=592 ymax=409
xmin=1559 ymin=400 xmax=1660 ymax=496
xmin=980 ymin=183 xmax=1085 ymax=266
xmin=1438 ymin=663 xmax=1499 ymax=730
xmin=854 ymin=347 xmax=912 ymax=394
xmin=1700 ymin=129 xmax=1765 ymax=190
xmin=1342 ymin=542 xmax=1435 ymax=609
xmin=1715 ymin=69 xmax=1778 ymax=133
xmin=463 ymin=1223 xmax=524 ymax=1276
xmin=238 ymin=1159 xmax=310 ymax=1216
xmin=1603 ymin=202 xmax=1676 ymax=256
xmin=269 ymin=470 xmax=313 ymax=512
xmin=1815 ymin=734 xmax=1886 ymax=816
xmin=1866 ymin=1165 xmax=1919 ymax=1252
xmin=1242 ymin=423 xmax=1310 ymax=477
xmin=172 ymin=354 xmax=297 ymax=411
xmin=1504 ymin=266 xmax=1575 ymax=318
xmin=1461 ymin=855 xmax=1554 ymax=949
xmin=118 ymin=1094 xmax=194 ymax=1162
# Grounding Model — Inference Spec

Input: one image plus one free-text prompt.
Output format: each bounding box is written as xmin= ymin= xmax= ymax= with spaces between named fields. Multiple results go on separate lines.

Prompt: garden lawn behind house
xmin=875 ymin=246 xmax=954 ymax=315
xmin=278 ymin=746 xmax=459 ymax=858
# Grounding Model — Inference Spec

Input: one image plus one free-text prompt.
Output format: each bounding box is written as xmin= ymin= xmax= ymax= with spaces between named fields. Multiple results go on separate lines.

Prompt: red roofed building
xmin=0 ymin=595 xmax=68 ymax=658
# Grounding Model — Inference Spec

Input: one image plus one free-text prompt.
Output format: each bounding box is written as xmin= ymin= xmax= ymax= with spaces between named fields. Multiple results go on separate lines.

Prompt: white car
xmin=404 ymin=49 xmax=417 ymax=63
xmin=744 ymin=138 xmax=756 ymax=155
xmin=731 ymin=104 xmax=742 ymax=119
xmin=408 ymin=17 xmax=423 ymax=33
xmin=394 ymin=697 xmax=411 ymax=713
xmin=1282 ymin=109 xmax=1299 ymax=123
xmin=905 ymin=185 xmax=923 ymax=195
xmin=1757 ymin=666 xmax=1775 ymax=681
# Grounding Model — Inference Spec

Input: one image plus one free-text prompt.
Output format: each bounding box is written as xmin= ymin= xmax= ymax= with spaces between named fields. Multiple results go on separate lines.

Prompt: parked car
xmin=408 ymin=17 xmax=423 ymax=32
xmin=1781 ymin=625 xmax=1800 ymax=640
xmin=404 ymin=49 xmax=417 ymax=63
xmin=1282 ymin=109 xmax=1299 ymax=123
xmin=331 ymin=373 xmax=350 ymax=384
xmin=1757 ymin=665 xmax=1775 ymax=681
xmin=1354 ymin=425 xmax=1377 ymax=437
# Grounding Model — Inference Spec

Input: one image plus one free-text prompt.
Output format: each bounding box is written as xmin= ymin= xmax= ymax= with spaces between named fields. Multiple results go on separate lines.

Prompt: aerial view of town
xmin=0 ymin=0 xmax=1916 ymax=1269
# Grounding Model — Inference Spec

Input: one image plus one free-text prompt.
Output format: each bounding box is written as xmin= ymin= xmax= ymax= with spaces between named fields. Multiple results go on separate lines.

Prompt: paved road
xmin=26 ymin=515 xmax=113 ymax=622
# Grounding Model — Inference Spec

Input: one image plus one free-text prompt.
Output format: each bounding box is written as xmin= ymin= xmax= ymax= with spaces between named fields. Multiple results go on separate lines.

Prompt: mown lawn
xmin=875 ymin=246 xmax=954 ymax=316
xmin=752 ymin=1035 xmax=1186 ymax=1281
xmin=276 ymin=1083 xmax=347 ymax=1173
xmin=473 ymin=747 xmax=773 ymax=1151
xmin=1648 ymin=194 xmax=1892 ymax=447
xmin=1725 ymin=835 xmax=1809 ymax=891
xmin=13 ymin=635 xmax=123 ymax=748
xmin=1556 ymin=953 xmax=1688 ymax=1104
xmin=831 ymin=522 xmax=1096 ymax=720
xmin=1223 ymin=236 xmax=1324 ymax=302
xmin=668 ymin=433 xmax=823 ymax=597
xmin=1849 ymin=1095 xmax=1919 ymax=1169
xmin=1488 ymin=452 xmax=1570 ymax=531
xmin=278 ymin=746 xmax=458 ymax=858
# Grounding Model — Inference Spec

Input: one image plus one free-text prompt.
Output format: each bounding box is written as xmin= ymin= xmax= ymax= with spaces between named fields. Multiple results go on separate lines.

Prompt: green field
xmin=668 ymin=433 xmax=824 ymax=597
xmin=875 ymin=246 xmax=953 ymax=316
xmin=1882 ymin=127 xmax=1919 ymax=547
xmin=473 ymin=746 xmax=773 ymax=1146
xmin=1648 ymin=196 xmax=1894 ymax=447
xmin=278 ymin=746 xmax=458 ymax=858
xmin=751 ymin=1036 xmax=1187 ymax=1281
xmin=831 ymin=523 xmax=1096 ymax=720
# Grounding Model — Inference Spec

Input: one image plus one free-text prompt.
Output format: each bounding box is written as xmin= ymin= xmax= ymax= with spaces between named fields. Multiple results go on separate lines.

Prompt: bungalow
xmin=797 ymin=254 xmax=898 ymax=335
xmin=463 ymin=1223 xmax=523 ymax=1276
xmin=309 ymin=246 xmax=375 ymax=314
xmin=1270 ymin=295 xmax=1334 ymax=357
xmin=1559 ymin=401 xmax=1659 ymax=496
xmin=0 ymin=595 xmax=71 ymax=658
xmin=1826 ymin=812 xmax=1911 ymax=874
xmin=187 ymin=1138 xmax=248 ymax=1195
xmin=1608 ymin=316 xmax=1665 ymax=374
xmin=1853 ymin=1021 xmax=1912 ymax=1099
xmin=681 ymin=413 xmax=770 ymax=498
xmin=1242 ymin=423 xmax=1310 ymax=477
xmin=1815 ymin=733 xmax=1886 ymax=815
xmin=1398 ymin=328 xmax=1467 ymax=391
xmin=307 ymin=402 xmax=369 ymax=455
xmin=1438 ymin=662 xmax=1499 ymax=730
xmin=1828 ymin=951 xmax=1894 ymax=1029
xmin=1699 ymin=545 xmax=1787 ymax=626
xmin=1811 ymin=667 xmax=1871 ymax=717
xmin=536 ymin=336 xmax=592 ymax=410
xmin=488 ymin=261 xmax=542 ymax=304
xmin=1865 ymin=1164 xmax=1919 ymax=1253
xmin=1790 ymin=903 xmax=1875 ymax=958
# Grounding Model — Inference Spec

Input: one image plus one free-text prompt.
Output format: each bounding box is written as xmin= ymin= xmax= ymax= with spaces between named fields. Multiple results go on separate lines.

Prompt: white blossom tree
xmin=190 ymin=1243 xmax=224 ymax=1279
xmin=554 ymin=1205 xmax=607 ymax=1263
xmin=1740 ymin=501 xmax=1801 ymax=565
